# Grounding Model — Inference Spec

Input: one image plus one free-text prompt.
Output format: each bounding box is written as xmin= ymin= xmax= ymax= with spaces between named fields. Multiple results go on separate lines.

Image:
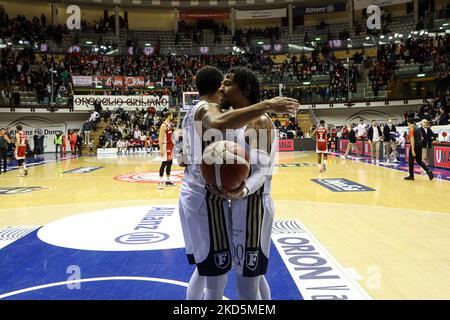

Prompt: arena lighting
xmin=389 ymin=36 xmax=393 ymax=40
xmin=257 ymin=41 xmax=264 ymax=45
xmin=443 ymin=23 xmax=449 ymax=26
xmin=394 ymin=33 xmax=398 ymax=37
xmin=315 ymin=37 xmax=321 ymax=41
xmin=303 ymin=82 xmax=310 ymax=85
xmin=365 ymin=36 xmax=370 ymax=40
xmin=419 ymin=30 xmax=424 ymax=35
xmin=413 ymin=31 xmax=418 ymax=34
xmin=417 ymin=73 xmax=426 ymax=78
xmin=380 ymin=35 xmax=385 ymax=39
xmin=440 ymin=27 xmax=443 ymax=30
xmin=145 ymin=43 xmax=151 ymax=47
xmin=86 ymin=41 xmax=93 ymax=45
xmin=18 ymin=40 xmax=23 ymax=44
xmin=399 ymin=34 xmax=403 ymax=37
xmin=7 ymin=42 xmax=11 ymax=45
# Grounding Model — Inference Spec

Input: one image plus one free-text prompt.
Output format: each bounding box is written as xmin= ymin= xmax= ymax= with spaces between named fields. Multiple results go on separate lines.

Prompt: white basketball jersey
xmin=226 ymin=115 xmax=277 ymax=195
xmin=180 ymin=100 xmax=223 ymax=196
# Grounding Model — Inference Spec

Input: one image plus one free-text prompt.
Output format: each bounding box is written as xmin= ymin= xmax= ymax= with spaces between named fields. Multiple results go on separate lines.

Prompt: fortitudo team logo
xmin=114 ymin=170 xmax=184 ymax=184
xmin=246 ymin=251 xmax=259 ymax=271
xmin=214 ymin=252 xmax=231 ymax=269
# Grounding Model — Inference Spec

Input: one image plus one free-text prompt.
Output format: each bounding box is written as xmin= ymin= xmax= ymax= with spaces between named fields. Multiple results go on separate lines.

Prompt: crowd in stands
xmin=95 ymin=107 xmax=164 ymax=152
xmin=405 ymin=95 xmax=450 ymax=126
xmin=0 ymin=5 xmax=449 ymax=108
xmin=0 ymin=4 xmax=69 ymax=45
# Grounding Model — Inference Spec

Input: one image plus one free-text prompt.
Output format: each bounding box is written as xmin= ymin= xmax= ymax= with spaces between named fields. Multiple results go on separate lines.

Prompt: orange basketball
xmin=200 ymin=141 xmax=250 ymax=192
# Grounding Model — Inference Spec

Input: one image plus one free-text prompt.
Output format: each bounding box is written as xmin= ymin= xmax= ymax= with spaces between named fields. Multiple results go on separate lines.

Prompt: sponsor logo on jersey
xmin=272 ymin=220 xmax=372 ymax=300
xmin=245 ymin=251 xmax=259 ymax=271
xmin=63 ymin=166 xmax=103 ymax=174
xmin=214 ymin=252 xmax=230 ymax=269
xmin=0 ymin=186 xmax=51 ymax=195
xmin=311 ymin=178 xmax=375 ymax=192
xmin=114 ymin=170 xmax=184 ymax=183
xmin=37 ymin=205 xmax=185 ymax=251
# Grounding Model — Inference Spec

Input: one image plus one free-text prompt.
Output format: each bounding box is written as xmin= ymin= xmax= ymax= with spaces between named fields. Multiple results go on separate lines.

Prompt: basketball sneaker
xmin=165 ymin=181 xmax=176 ymax=187
xmin=323 ymin=163 xmax=327 ymax=172
xmin=157 ymin=182 xmax=164 ymax=190
xmin=24 ymin=169 xmax=28 ymax=176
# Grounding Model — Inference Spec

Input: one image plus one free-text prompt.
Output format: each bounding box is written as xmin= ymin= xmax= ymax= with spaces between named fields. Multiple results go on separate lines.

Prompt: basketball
xmin=200 ymin=141 xmax=250 ymax=192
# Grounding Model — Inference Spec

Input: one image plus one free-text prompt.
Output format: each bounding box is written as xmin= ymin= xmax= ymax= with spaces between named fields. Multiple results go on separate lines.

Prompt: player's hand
xmin=265 ymin=97 xmax=299 ymax=115
xmin=160 ymin=149 xmax=164 ymax=157
xmin=412 ymin=151 xmax=416 ymax=157
xmin=220 ymin=183 xmax=248 ymax=200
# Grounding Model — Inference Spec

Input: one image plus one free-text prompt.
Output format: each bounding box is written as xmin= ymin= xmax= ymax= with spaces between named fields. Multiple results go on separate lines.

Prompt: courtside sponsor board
xmin=311 ymin=178 xmax=375 ymax=192
xmin=278 ymin=139 xmax=294 ymax=151
xmin=434 ymin=146 xmax=450 ymax=169
xmin=272 ymin=220 xmax=372 ymax=300
xmin=63 ymin=166 xmax=103 ymax=174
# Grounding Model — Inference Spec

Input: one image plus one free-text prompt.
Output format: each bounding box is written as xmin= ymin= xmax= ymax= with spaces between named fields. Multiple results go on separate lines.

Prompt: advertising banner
xmin=180 ymin=11 xmax=229 ymax=20
xmin=235 ymin=8 xmax=286 ymax=20
xmin=434 ymin=145 xmax=450 ymax=169
xmin=278 ymin=139 xmax=294 ymax=151
xmin=74 ymin=95 xmax=170 ymax=111
xmin=293 ymin=3 xmax=347 ymax=16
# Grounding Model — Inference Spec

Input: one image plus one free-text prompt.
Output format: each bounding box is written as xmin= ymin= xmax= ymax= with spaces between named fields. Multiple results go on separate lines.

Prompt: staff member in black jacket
xmin=0 ymin=128 xmax=12 ymax=174
xmin=383 ymin=118 xmax=397 ymax=162
xmin=405 ymin=118 xmax=433 ymax=181
xmin=367 ymin=120 xmax=383 ymax=163
xmin=420 ymin=119 xmax=434 ymax=166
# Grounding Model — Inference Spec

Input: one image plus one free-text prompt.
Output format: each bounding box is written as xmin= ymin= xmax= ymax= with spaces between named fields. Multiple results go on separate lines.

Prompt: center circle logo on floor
xmin=37 ymin=205 xmax=185 ymax=251
xmin=114 ymin=170 xmax=184 ymax=183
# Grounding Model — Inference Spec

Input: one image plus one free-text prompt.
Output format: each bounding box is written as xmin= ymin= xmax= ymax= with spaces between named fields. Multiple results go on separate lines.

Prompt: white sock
xmin=236 ymin=274 xmax=260 ymax=300
xmin=203 ymin=274 xmax=227 ymax=300
xmin=186 ymin=268 xmax=206 ymax=300
xmin=259 ymin=275 xmax=271 ymax=300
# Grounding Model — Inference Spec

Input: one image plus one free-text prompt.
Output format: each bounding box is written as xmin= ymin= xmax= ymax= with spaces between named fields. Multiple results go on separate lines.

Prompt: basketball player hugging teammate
xmin=177 ymin=65 xmax=299 ymax=300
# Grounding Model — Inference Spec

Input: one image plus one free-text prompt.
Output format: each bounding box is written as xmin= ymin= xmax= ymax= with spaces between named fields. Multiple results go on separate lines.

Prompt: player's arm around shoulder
xmin=246 ymin=115 xmax=275 ymax=152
